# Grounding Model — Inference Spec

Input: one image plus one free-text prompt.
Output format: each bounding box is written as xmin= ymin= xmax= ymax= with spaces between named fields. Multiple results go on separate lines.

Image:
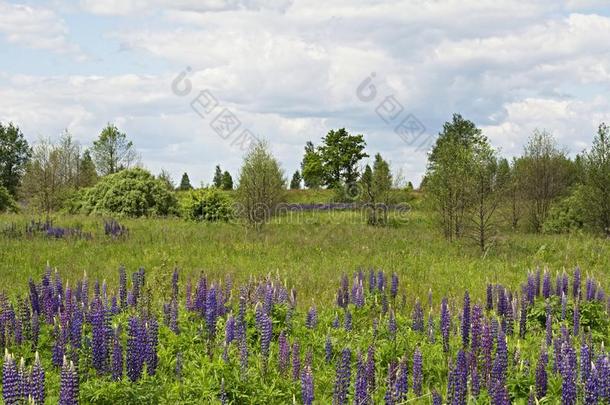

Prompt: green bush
xmin=542 ymin=186 xmax=587 ymax=233
xmin=80 ymin=168 xmax=178 ymax=217
xmin=0 ymin=185 xmax=17 ymax=213
xmin=180 ymin=188 xmax=233 ymax=222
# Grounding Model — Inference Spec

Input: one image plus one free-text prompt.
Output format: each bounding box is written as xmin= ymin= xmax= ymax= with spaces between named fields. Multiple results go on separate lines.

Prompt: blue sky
xmin=1 ymin=0 xmax=610 ymax=186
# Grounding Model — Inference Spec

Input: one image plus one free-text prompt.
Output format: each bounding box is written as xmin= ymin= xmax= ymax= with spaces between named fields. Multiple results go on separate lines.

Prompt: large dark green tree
xmin=360 ymin=153 xmax=393 ymax=225
xmin=213 ymin=165 xmax=223 ymax=188
xmin=290 ymin=170 xmax=302 ymax=189
xmin=179 ymin=172 xmax=193 ymax=190
xmin=77 ymin=150 xmax=98 ymax=188
xmin=580 ymin=123 xmax=610 ymax=235
xmin=91 ymin=124 xmax=138 ymax=176
xmin=221 ymin=171 xmax=233 ymax=190
xmin=0 ymin=122 xmax=31 ymax=196
xmin=318 ymin=128 xmax=368 ymax=188
xmin=300 ymin=141 xmax=324 ymax=189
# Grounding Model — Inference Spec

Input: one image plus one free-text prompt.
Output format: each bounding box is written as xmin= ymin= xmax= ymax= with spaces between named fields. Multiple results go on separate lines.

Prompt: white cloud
xmin=0 ymin=1 xmax=85 ymax=59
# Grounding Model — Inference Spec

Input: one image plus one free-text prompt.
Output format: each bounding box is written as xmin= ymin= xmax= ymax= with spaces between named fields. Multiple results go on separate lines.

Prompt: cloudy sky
xmin=1 ymin=0 xmax=609 ymax=186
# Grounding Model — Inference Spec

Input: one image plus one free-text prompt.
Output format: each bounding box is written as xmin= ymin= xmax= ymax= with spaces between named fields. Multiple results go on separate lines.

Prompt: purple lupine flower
xmin=542 ymin=270 xmax=552 ymax=298
xmin=344 ymin=311 xmax=352 ymax=331
xmin=52 ymin=321 xmax=65 ymax=368
xmin=90 ymin=299 xmax=108 ymax=373
xmin=333 ymin=348 xmax=351 ymax=405
xmin=390 ymin=273 xmax=398 ymax=299
xmin=278 ymin=331 xmax=290 ymax=373
xmin=492 ymin=329 xmax=508 ymax=385
xmin=394 ymin=357 xmax=408 ymax=402
xmin=384 ymin=361 xmax=397 ymax=405
xmin=3 ymin=350 xmax=19 ymax=405
xmin=580 ymin=343 xmax=591 ymax=384
xmin=471 ymin=304 xmax=482 ymax=353
xmin=145 ymin=317 xmax=159 ymax=376
xmin=70 ymin=305 xmax=83 ymax=349
xmin=451 ymin=350 xmax=468 ymax=405
xmin=535 ymin=347 xmax=548 ymax=398
xmin=388 ymin=309 xmax=397 ymax=340
xmin=584 ymin=365 xmax=599 ymax=405
xmin=225 ymin=315 xmax=235 ymax=346
xmin=219 ymin=378 xmax=228 ymax=404
xmin=31 ymin=311 xmax=40 ymax=348
xmin=492 ymin=379 xmax=510 ymax=405
xmin=432 ymin=390 xmax=442 ymax=405
xmin=206 ymin=286 xmax=218 ymax=338
xmin=560 ymin=343 xmax=577 ymax=405
xmin=354 ymin=352 xmax=368 ymax=405
xmin=471 ymin=353 xmax=480 ymax=397
xmin=126 ymin=316 xmax=144 ymax=382
xmin=381 ymin=293 xmax=388 ymax=315
xmin=573 ymin=303 xmax=580 ymax=336
xmin=305 ymin=306 xmax=317 ymax=329
xmin=461 ymin=291 xmax=470 ymax=348
xmin=595 ymin=355 xmax=609 ymax=402
xmin=412 ymin=298 xmax=424 ymax=332
xmin=519 ymin=295 xmax=527 ymax=339
xmin=259 ymin=311 xmax=272 ymax=360
xmin=30 ymin=352 xmax=45 ymax=405
xmin=368 ymin=269 xmax=375 ymax=293
xmin=29 ymin=278 xmax=40 ymax=315
xmin=111 ymin=326 xmax=123 ymax=381
xmin=412 ymin=347 xmax=423 ymax=396
xmin=377 ymin=271 xmax=385 ymax=292
xmin=553 ymin=336 xmax=563 ymax=373
xmin=58 ymin=357 xmax=78 ymax=405
xmin=301 ymin=366 xmax=315 ymax=405
xmin=239 ymin=336 xmax=248 ymax=373
xmin=325 ymin=335 xmax=333 ymax=364
xmin=586 ymin=278 xmax=596 ymax=301
xmin=573 ymin=268 xmax=581 ymax=299
xmin=292 ymin=342 xmax=300 ymax=381
xmin=441 ymin=298 xmax=451 ymax=352
xmin=486 ymin=283 xmax=493 ymax=311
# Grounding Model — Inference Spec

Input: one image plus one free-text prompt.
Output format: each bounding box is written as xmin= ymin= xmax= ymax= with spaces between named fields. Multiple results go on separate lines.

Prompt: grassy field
xmin=1 ymin=205 xmax=607 ymax=307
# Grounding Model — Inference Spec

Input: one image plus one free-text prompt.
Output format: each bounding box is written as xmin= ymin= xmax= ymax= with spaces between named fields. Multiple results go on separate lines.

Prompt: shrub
xmin=542 ymin=186 xmax=587 ymax=233
xmin=180 ymin=189 xmax=233 ymax=222
xmin=80 ymin=168 xmax=178 ymax=217
xmin=0 ymin=185 xmax=17 ymax=212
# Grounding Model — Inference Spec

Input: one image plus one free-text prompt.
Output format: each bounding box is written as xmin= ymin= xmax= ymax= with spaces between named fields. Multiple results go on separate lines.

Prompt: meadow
xmin=0 ymin=196 xmax=609 ymax=404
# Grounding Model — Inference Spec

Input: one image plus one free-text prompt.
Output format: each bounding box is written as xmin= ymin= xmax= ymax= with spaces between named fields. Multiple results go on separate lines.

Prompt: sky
xmin=1 ymin=0 xmax=609 ymax=186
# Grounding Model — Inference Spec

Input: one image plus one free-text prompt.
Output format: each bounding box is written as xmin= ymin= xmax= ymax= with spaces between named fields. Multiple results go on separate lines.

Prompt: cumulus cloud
xmin=0 ymin=1 xmax=85 ymax=59
xmin=0 ymin=0 xmax=609 ymax=185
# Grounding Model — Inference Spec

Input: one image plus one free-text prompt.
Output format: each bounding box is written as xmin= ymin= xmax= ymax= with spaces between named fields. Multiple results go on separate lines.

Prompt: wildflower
xmin=412 ymin=347 xmax=423 ymax=396
xmin=301 ymin=366 xmax=314 ymax=405
xmin=333 ymin=348 xmax=351 ymax=405
xmin=58 ymin=357 xmax=78 ymax=405
xmin=461 ymin=291 xmax=470 ymax=347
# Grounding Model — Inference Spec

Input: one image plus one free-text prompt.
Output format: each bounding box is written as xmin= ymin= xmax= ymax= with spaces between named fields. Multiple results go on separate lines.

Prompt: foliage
xmin=318 ymin=128 xmax=368 ymax=188
xmin=579 ymin=122 xmax=610 ymax=236
xmin=359 ymin=153 xmax=393 ymax=225
xmin=178 ymin=173 xmax=193 ymax=191
xmin=514 ymin=130 xmax=572 ymax=232
xmin=180 ymin=188 xmax=234 ymax=222
xmin=221 ymin=171 xmax=233 ymax=190
xmin=213 ymin=165 xmax=223 ymax=188
xmin=0 ymin=121 xmax=31 ymax=196
xmin=80 ymin=168 xmax=178 ymax=217
xmin=0 ymin=184 xmax=17 ymax=213
xmin=235 ymin=141 xmax=285 ymax=228
xmin=542 ymin=186 xmax=587 ymax=234
xmin=300 ymin=141 xmax=324 ymax=189
xmin=157 ymin=169 xmax=175 ymax=191
xmin=290 ymin=170 xmax=302 ymax=190
xmin=91 ymin=124 xmax=138 ymax=176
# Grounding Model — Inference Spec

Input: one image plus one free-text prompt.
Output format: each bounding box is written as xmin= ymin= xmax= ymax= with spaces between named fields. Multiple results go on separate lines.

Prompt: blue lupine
xmin=206 ymin=286 xmax=217 ymax=338
xmin=58 ymin=357 xmax=78 ymax=405
xmin=535 ymin=347 xmax=548 ymax=398
xmin=573 ymin=268 xmax=581 ymax=299
xmin=441 ymin=298 xmax=451 ymax=352
xmin=260 ymin=311 xmax=272 ymax=360
xmin=305 ymin=306 xmax=317 ymax=329
xmin=581 ymin=343 xmax=591 ymax=384
xmin=432 ymin=390 xmax=442 ymax=405
xmin=344 ymin=311 xmax=352 ymax=331
xmin=90 ymin=299 xmax=108 ymax=373
xmin=471 ymin=353 xmax=480 ymax=397
xmin=145 ymin=317 xmax=159 ymax=376
xmin=412 ymin=347 xmax=423 ymax=396
xmin=333 ymin=348 xmax=351 ymax=405
xmin=584 ymin=365 xmax=599 ymax=405
xmin=573 ymin=303 xmax=580 ymax=336
xmin=486 ymin=283 xmax=493 ymax=311
xmin=52 ymin=321 xmax=65 ymax=368
xmin=394 ymin=357 xmax=408 ymax=402
xmin=545 ymin=305 xmax=552 ymax=346
xmin=2 ymin=350 xmax=19 ymax=405
xmin=560 ymin=344 xmax=577 ymax=405
xmin=301 ymin=366 xmax=314 ymax=405
xmin=278 ymin=331 xmax=290 ymax=372
xmin=542 ymin=270 xmax=552 ymax=298
xmin=461 ymin=291 xmax=470 ymax=347
xmin=471 ymin=304 xmax=482 ymax=353
xmin=325 ymin=335 xmax=333 ymax=364
xmin=390 ymin=273 xmax=398 ymax=299
xmin=126 ymin=316 xmax=144 ymax=382
xmin=450 ymin=350 xmax=468 ymax=405
xmin=384 ymin=360 xmax=397 ymax=405
xmin=30 ymin=352 xmax=45 ymax=405
xmin=365 ymin=345 xmax=376 ymax=395
xmin=388 ymin=309 xmax=396 ymax=340
xmin=354 ymin=352 xmax=368 ymax=405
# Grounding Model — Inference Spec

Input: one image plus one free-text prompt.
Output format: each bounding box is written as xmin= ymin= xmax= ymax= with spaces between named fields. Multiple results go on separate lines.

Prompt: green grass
xmin=1 ymin=208 xmax=608 ymax=306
